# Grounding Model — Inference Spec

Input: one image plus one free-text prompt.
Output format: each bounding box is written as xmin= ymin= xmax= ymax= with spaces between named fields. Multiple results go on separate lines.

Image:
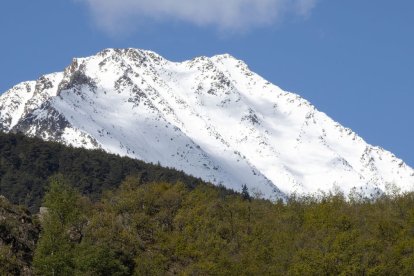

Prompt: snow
xmin=0 ymin=81 xmax=35 ymax=130
xmin=0 ymin=48 xmax=413 ymax=199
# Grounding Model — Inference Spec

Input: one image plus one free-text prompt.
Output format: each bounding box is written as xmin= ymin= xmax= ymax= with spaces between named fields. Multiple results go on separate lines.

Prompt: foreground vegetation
xmin=1 ymin=132 xmax=414 ymax=275
xmin=30 ymin=176 xmax=414 ymax=275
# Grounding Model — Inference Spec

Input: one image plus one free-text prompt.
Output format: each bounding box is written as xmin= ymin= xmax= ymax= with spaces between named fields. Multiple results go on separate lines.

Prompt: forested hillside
xmin=0 ymin=132 xmax=207 ymax=212
xmin=31 ymin=177 xmax=414 ymax=275
xmin=1 ymin=132 xmax=414 ymax=275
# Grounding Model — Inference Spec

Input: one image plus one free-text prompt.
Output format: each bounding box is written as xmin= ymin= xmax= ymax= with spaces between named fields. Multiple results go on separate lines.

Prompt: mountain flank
xmin=0 ymin=48 xmax=413 ymax=198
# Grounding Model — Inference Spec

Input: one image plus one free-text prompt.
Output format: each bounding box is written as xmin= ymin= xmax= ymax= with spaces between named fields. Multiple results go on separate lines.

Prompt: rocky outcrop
xmin=0 ymin=196 xmax=39 ymax=275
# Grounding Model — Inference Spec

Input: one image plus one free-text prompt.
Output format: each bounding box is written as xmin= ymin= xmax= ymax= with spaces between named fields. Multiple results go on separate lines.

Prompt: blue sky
xmin=0 ymin=0 xmax=413 ymax=166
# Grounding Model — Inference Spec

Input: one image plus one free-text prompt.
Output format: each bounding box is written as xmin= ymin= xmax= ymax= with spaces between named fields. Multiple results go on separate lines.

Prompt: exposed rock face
xmin=0 ymin=196 xmax=39 ymax=275
xmin=0 ymin=48 xmax=413 ymax=199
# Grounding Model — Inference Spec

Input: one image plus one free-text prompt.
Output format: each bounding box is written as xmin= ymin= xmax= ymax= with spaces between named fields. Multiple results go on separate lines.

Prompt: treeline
xmin=31 ymin=176 xmax=414 ymax=275
xmin=0 ymin=132 xmax=207 ymax=212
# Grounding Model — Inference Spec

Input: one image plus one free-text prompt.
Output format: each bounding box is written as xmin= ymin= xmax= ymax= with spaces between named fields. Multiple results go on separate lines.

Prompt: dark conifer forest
xmin=0 ymin=132 xmax=207 ymax=212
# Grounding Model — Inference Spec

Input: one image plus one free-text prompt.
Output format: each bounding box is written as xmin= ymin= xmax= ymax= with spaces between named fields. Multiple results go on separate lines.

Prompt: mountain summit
xmin=1 ymin=48 xmax=413 ymax=199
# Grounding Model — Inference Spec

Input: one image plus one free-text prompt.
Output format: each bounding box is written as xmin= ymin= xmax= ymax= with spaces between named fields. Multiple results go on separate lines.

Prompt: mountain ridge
xmin=1 ymin=48 xmax=413 ymax=199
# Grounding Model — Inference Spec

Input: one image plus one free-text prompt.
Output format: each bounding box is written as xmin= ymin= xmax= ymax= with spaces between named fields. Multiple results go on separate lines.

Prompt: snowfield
xmin=1 ymin=48 xmax=413 ymax=199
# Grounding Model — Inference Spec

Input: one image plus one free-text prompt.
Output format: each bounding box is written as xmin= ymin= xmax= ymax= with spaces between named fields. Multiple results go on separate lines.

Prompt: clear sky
xmin=0 ymin=0 xmax=413 ymax=166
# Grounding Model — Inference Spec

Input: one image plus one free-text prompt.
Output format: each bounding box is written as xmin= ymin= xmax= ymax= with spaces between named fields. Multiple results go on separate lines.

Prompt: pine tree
xmin=241 ymin=184 xmax=251 ymax=201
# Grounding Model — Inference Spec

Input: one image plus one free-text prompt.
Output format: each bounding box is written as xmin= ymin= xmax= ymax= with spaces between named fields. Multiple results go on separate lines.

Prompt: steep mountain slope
xmin=1 ymin=48 xmax=413 ymax=199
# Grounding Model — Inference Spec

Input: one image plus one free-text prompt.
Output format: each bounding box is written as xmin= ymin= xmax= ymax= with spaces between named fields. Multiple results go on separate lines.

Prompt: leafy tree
xmin=74 ymin=243 xmax=129 ymax=276
xmin=33 ymin=175 xmax=87 ymax=276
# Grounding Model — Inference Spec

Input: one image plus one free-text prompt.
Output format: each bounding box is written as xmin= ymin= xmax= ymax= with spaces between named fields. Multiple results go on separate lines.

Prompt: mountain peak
xmin=1 ymin=48 xmax=413 ymax=199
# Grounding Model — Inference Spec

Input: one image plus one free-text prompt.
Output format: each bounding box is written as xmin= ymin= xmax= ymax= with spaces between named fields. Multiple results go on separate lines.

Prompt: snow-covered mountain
xmin=1 ymin=48 xmax=413 ymax=199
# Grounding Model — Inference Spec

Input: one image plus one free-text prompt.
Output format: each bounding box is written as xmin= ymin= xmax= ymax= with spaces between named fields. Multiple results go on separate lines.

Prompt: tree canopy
xmin=32 ymin=177 xmax=414 ymax=275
